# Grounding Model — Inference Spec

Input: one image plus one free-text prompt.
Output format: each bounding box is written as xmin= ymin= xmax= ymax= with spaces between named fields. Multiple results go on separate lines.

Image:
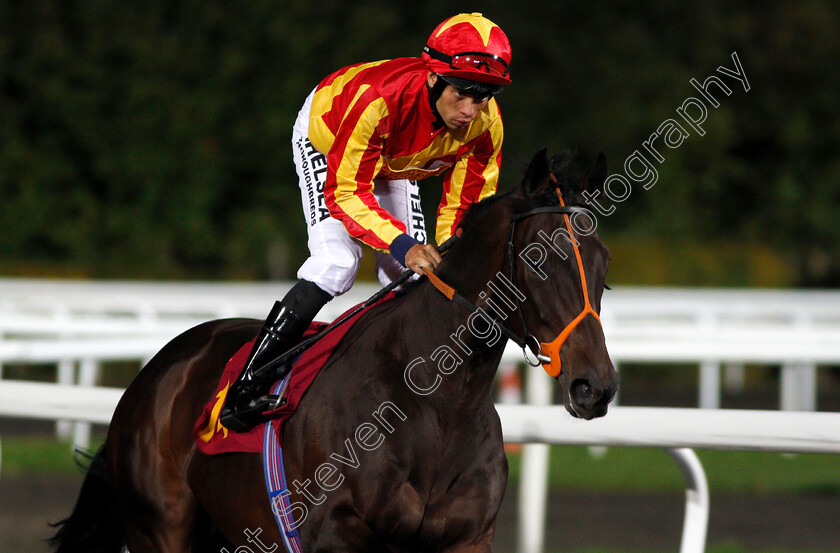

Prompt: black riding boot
xmin=220 ymin=280 xmax=331 ymax=432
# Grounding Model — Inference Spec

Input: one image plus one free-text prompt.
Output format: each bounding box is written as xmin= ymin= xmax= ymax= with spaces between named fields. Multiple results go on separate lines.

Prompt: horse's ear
xmin=521 ymin=148 xmax=552 ymax=197
xmin=585 ymin=152 xmax=608 ymax=191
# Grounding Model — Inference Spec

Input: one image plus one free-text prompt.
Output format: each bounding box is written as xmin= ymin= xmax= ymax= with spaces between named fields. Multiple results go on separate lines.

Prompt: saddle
xmin=193 ymin=292 xmax=397 ymax=455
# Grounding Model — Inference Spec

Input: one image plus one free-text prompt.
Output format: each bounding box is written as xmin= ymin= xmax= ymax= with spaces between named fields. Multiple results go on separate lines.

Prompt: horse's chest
xmin=384 ymin=445 xmax=508 ymax=548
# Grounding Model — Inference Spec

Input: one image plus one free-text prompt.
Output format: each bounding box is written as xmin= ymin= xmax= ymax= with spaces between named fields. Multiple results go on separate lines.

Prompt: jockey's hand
xmin=405 ymin=243 xmax=443 ymax=276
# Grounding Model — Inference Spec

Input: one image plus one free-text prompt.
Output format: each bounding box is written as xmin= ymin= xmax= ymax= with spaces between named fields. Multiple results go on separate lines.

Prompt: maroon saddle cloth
xmin=193 ymin=292 xmax=396 ymax=454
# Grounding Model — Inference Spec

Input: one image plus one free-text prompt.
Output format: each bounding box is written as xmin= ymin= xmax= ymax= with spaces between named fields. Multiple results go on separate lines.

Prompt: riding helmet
xmin=422 ymin=12 xmax=512 ymax=96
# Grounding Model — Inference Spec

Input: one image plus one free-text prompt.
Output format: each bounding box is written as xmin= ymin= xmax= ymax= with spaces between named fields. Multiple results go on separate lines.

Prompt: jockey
xmin=221 ymin=13 xmax=512 ymax=431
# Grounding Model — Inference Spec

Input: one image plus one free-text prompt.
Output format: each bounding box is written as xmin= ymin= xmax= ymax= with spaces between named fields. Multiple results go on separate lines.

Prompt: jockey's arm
xmin=434 ymin=111 xmax=503 ymax=245
xmin=321 ymin=96 xmax=435 ymax=272
xmin=322 ymin=93 xmax=502 ymax=275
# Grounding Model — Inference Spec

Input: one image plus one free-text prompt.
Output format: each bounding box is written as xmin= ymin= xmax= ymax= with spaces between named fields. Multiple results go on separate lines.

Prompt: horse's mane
xmin=393 ymin=151 xmax=590 ymax=295
xmin=456 ymin=192 xmax=511 ymax=236
xmin=457 ymin=151 xmax=588 ymax=238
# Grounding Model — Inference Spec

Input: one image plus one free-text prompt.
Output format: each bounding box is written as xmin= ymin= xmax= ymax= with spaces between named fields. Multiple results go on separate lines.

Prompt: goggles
xmin=424 ymin=45 xmax=510 ymax=79
xmin=438 ymin=75 xmax=505 ymax=97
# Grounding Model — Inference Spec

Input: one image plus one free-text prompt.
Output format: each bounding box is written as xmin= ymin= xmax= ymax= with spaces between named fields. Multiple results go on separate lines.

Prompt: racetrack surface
xmin=3 ymin=472 xmax=840 ymax=553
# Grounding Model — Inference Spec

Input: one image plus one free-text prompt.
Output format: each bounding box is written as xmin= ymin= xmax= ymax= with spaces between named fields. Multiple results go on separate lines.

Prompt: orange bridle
xmin=424 ymin=184 xmax=603 ymax=378
xmin=536 ymin=186 xmax=602 ymax=377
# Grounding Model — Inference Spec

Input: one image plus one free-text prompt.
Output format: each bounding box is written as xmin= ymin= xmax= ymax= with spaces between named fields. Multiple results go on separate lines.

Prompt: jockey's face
xmin=428 ymin=73 xmax=489 ymax=131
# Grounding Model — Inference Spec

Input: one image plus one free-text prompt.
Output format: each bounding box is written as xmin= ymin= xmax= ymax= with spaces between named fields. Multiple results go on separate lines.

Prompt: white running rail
xmin=1 ymin=381 xmax=839 ymax=553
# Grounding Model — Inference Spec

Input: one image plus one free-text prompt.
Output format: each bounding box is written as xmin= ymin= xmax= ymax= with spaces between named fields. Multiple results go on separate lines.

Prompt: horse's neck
xmin=403 ymin=262 xmax=514 ymax=401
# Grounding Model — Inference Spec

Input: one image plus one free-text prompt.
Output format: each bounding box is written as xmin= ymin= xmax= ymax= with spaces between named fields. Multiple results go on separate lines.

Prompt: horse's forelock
xmin=549 ymin=152 xmax=591 ymax=207
xmin=454 ymin=150 xmax=593 ymax=243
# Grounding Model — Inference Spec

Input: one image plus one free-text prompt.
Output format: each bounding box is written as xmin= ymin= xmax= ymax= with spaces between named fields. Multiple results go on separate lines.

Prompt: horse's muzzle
xmin=565 ymin=373 xmax=618 ymax=420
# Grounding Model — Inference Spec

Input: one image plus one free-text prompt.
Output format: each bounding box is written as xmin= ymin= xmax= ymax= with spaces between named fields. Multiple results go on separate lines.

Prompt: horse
xmin=51 ymin=148 xmax=618 ymax=553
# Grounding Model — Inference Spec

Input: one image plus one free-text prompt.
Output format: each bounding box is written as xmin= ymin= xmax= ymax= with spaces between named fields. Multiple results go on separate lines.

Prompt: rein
xmin=425 ymin=182 xmax=602 ymax=378
xmin=263 ymin=234 xmax=462 ymax=373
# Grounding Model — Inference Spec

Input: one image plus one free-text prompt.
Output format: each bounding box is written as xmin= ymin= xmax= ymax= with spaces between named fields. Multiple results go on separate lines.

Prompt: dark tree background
xmin=1 ymin=0 xmax=837 ymax=286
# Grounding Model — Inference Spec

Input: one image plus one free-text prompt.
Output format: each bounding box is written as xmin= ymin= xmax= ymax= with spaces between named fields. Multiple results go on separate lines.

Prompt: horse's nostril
xmin=566 ymin=373 xmax=616 ymax=419
xmin=571 ymin=379 xmax=595 ymax=402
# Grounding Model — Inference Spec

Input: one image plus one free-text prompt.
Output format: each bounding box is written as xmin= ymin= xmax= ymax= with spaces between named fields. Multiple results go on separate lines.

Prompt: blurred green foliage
xmin=1 ymin=1 xmax=837 ymax=286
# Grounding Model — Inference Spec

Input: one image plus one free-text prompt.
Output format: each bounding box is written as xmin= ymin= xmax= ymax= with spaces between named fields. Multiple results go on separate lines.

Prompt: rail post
xmin=668 ymin=448 xmax=709 ymax=553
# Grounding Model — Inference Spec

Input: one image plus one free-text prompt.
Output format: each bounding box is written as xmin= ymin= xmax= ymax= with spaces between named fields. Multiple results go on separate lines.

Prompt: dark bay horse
xmin=52 ymin=149 xmax=618 ymax=553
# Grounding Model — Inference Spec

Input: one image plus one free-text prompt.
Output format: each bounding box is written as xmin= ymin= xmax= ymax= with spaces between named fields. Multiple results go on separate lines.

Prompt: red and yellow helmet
xmin=423 ymin=13 xmax=512 ymax=88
